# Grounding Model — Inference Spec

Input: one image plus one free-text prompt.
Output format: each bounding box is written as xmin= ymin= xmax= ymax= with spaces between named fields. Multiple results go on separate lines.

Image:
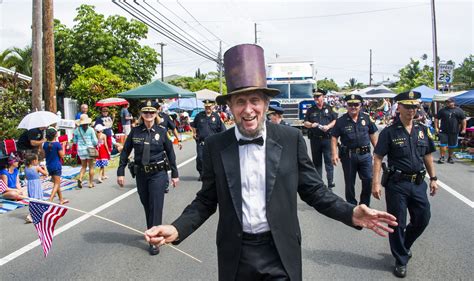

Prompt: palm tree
xmin=4 ymin=46 xmax=33 ymax=76
xmin=0 ymin=49 xmax=14 ymax=67
xmin=345 ymin=78 xmax=358 ymax=89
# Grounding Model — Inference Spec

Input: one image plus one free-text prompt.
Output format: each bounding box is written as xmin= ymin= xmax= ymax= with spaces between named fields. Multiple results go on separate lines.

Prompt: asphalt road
xmin=0 ymin=135 xmax=472 ymax=280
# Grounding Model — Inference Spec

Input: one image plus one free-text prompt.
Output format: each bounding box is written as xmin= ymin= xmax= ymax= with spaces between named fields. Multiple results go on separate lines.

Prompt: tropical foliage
xmin=169 ymin=70 xmax=226 ymax=93
xmin=395 ymin=58 xmax=434 ymax=92
xmin=316 ymin=78 xmax=339 ymax=92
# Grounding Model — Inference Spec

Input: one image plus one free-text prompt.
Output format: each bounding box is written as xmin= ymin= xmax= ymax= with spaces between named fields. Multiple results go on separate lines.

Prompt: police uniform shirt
xmin=332 ymin=112 xmax=377 ymax=149
xmin=374 ymin=121 xmax=436 ymax=173
xmin=117 ymin=123 xmax=178 ymax=178
xmin=436 ymin=107 xmax=466 ymax=134
xmin=158 ymin=112 xmax=177 ymax=131
xmin=191 ymin=111 xmax=226 ymax=140
xmin=304 ymin=104 xmax=338 ymax=136
xmin=17 ymin=128 xmax=43 ymax=150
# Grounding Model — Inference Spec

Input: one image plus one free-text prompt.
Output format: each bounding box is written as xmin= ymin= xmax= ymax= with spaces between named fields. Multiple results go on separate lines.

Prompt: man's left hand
xmin=352 ymin=204 xmax=397 ymax=237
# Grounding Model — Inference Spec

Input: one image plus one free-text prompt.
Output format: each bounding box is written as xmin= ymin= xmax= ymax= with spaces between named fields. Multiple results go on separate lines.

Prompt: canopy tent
xmin=411 ymin=85 xmax=440 ymax=102
xmin=195 ymin=89 xmax=219 ymax=101
xmin=360 ymin=92 xmax=396 ymax=99
xmin=432 ymin=91 xmax=466 ymax=102
xmin=118 ymin=79 xmax=195 ymax=99
xmin=453 ymin=90 xmax=474 ymax=106
xmin=168 ymin=99 xmax=204 ymax=111
xmin=365 ymin=85 xmax=395 ymax=95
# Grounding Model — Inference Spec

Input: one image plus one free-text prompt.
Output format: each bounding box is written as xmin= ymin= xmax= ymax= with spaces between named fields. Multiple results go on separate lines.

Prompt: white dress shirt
xmin=235 ymin=124 xmax=270 ymax=234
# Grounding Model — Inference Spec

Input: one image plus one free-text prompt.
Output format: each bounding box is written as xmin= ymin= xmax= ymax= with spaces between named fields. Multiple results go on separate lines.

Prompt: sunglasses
xmin=347 ymin=103 xmax=360 ymax=107
xmin=401 ymin=104 xmax=418 ymax=110
xmin=141 ymin=111 xmax=156 ymax=115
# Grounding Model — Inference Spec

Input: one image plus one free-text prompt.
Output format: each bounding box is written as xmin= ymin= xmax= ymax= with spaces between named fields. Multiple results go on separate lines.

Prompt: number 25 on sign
xmin=438 ymin=64 xmax=454 ymax=83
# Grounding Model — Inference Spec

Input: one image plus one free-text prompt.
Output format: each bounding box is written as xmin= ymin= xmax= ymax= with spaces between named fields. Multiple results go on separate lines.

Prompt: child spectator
xmin=24 ymin=153 xmax=48 ymax=223
xmin=95 ymin=124 xmax=110 ymax=183
xmin=0 ymin=154 xmax=24 ymax=200
xmin=43 ymin=128 xmax=68 ymax=204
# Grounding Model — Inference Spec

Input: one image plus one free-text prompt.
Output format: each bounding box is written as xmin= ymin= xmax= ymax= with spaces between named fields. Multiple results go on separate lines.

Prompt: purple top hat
xmin=216 ymin=44 xmax=280 ymax=105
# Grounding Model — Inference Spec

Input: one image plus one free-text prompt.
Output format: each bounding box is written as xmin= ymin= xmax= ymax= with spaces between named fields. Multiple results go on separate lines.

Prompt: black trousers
xmin=195 ymin=140 xmax=205 ymax=176
xmin=385 ymin=179 xmax=431 ymax=265
xmin=309 ymin=137 xmax=334 ymax=185
xmin=136 ymin=170 xmax=168 ymax=229
xmin=235 ymin=232 xmax=289 ymax=281
xmin=340 ymin=152 xmax=372 ymax=206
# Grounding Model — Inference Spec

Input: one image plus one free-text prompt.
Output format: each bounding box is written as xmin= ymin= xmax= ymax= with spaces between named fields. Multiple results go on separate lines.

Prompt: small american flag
xmin=29 ymin=201 xmax=68 ymax=257
xmin=0 ymin=179 xmax=7 ymax=193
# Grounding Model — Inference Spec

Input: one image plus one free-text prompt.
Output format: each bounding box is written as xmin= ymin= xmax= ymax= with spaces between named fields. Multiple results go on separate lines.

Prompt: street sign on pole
xmin=438 ymin=63 xmax=454 ymax=84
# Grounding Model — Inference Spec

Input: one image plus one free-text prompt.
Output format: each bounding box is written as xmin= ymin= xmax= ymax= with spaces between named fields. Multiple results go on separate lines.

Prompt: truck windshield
xmin=290 ymin=83 xmax=313 ymax=99
xmin=268 ymin=84 xmax=289 ymax=99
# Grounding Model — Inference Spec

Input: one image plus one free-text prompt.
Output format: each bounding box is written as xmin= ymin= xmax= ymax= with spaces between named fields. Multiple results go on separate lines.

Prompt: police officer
xmin=117 ymin=100 xmax=179 ymax=256
xmin=304 ymin=89 xmax=338 ymax=188
xmin=331 ymin=94 xmax=378 ymax=206
xmin=267 ymin=105 xmax=290 ymax=126
xmin=191 ymin=99 xmax=226 ymax=180
xmin=372 ymin=91 xmax=438 ymax=278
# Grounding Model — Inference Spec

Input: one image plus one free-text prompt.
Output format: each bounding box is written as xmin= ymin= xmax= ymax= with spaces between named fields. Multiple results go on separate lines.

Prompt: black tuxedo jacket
xmin=173 ymin=122 xmax=355 ymax=280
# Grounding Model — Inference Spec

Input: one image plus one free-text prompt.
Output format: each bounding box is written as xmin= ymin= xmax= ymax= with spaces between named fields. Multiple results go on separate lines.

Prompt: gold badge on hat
xmin=351 ymin=94 xmax=355 ymax=99
xmin=147 ymin=100 xmax=152 ymax=107
xmin=409 ymin=91 xmax=414 ymax=99
xmin=418 ymin=130 xmax=424 ymax=139
xmin=155 ymin=133 xmax=160 ymax=141
xmin=361 ymin=119 xmax=366 ymax=126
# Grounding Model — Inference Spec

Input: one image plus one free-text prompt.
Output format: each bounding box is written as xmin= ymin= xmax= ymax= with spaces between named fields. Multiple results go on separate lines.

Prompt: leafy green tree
xmin=54 ymin=4 xmax=159 ymax=91
xmin=453 ymin=55 xmax=473 ymax=90
xmin=344 ymin=78 xmax=364 ymax=90
xmin=396 ymin=58 xmax=433 ymax=92
xmin=68 ymin=65 xmax=134 ymax=119
xmin=316 ymin=78 xmax=339 ymax=92
xmin=169 ymin=70 xmax=226 ymax=94
xmin=0 ymin=46 xmax=32 ymax=76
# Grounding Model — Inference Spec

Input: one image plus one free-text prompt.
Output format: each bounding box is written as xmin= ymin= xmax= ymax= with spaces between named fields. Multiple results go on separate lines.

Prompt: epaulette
xmin=158 ymin=124 xmax=166 ymax=129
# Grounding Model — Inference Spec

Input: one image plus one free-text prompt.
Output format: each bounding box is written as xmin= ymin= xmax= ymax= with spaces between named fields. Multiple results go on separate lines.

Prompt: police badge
xmin=418 ymin=130 xmax=424 ymax=139
xmin=325 ymin=109 xmax=328 ymax=114
xmin=361 ymin=119 xmax=366 ymax=126
xmin=155 ymin=133 xmax=160 ymax=141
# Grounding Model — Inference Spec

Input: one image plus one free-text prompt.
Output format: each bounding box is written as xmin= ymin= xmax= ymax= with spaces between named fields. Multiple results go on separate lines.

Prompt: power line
xmin=113 ymin=1 xmax=218 ymax=63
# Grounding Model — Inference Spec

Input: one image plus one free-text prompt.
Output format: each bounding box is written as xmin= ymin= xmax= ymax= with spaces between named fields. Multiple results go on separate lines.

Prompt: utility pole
xmin=369 ymin=49 xmax=373 ymax=86
xmin=43 ymin=0 xmax=56 ymax=112
xmin=158 ymin=43 xmax=166 ymax=81
xmin=431 ymin=0 xmax=439 ymax=113
xmin=32 ymin=0 xmax=43 ymax=111
xmin=254 ymin=23 xmax=258 ymax=44
xmin=218 ymin=41 xmax=223 ymax=95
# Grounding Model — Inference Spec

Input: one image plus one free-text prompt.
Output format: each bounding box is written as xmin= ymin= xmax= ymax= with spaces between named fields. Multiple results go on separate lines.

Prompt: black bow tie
xmin=238 ymin=136 xmax=264 ymax=146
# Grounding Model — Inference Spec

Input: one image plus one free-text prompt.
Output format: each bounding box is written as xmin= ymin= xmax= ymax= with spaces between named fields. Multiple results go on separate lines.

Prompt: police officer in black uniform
xmin=331 ymin=94 xmax=378 ymax=206
xmin=191 ymin=100 xmax=226 ymax=180
xmin=117 ymin=100 xmax=179 ymax=256
xmin=267 ymin=105 xmax=290 ymax=126
xmin=372 ymin=91 xmax=438 ymax=278
xmin=304 ymin=89 xmax=338 ymax=188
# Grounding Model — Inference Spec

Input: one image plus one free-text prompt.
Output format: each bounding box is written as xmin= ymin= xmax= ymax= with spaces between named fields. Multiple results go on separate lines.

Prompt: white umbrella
xmin=18 ymin=111 xmax=60 ymax=130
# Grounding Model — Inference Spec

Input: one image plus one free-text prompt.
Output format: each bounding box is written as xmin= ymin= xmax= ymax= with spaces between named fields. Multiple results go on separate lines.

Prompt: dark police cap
xmin=203 ymin=99 xmax=215 ymax=107
xmin=312 ymin=88 xmax=327 ymax=96
xmin=344 ymin=94 xmax=363 ymax=103
xmin=394 ymin=91 xmax=421 ymax=105
xmin=267 ymin=105 xmax=285 ymax=115
xmin=140 ymin=100 xmax=158 ymax=112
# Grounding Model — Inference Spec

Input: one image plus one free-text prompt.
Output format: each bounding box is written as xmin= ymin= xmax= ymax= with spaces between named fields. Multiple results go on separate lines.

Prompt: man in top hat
xmin=434 ymin=97 xmax=466 ymax=164
xmin=191 ymin=99 xmax=226 ymax=181
xmin=267 ymin=104 xmax=290 ymax=126
xmin=331 ymin=94 xmax=378 ymax=207
xmin=145 ymin=44 xmax=397 ymax=281
xmin=372 ymin=91 xmax=438 ymax=278
xmin=304 ymin=88 xmax=338 ymax=189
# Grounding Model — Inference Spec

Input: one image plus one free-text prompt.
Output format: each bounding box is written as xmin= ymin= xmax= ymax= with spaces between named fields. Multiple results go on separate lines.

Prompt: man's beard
xmin=235 ymin=117 xmax=265 ymax=138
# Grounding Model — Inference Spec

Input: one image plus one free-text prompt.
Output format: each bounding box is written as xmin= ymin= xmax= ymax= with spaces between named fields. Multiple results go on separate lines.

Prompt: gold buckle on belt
xmin=411 ymin=174 xmax=417 ymax=182
xmin=144 ymin=165 xmax=150 ymax=173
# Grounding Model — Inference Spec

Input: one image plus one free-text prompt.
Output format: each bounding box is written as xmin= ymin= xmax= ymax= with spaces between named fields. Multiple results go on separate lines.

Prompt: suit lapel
xmin=265 ymin=123 xmax=282 ymax=204
xmin=220 ymin=128 xmax=243 ymax=226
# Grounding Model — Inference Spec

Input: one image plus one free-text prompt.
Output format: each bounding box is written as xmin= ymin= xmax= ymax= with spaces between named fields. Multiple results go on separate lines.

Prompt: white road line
xmin=0 ymin=156 xmax=196 ymax=267
xmin=429 ymin=176 xmax=474 ymax=208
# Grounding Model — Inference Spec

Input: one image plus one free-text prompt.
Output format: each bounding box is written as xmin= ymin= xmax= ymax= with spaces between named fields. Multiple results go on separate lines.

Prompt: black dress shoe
xmin=393 ymin=264 xmax=407 ymax=278
xmin=149 ymin=244 xmax=160 ymax=256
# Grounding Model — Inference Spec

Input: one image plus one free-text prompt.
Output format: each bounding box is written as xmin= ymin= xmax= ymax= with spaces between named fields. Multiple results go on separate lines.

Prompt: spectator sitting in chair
xmin=0 ymin=154 xmax=25 ymax=200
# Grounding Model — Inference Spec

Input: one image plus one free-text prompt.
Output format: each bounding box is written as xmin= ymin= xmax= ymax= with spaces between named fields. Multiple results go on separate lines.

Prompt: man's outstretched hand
xmin=145 ymin=225 xmax=179 ymax=247
xmin=352 ymin=204 xmax=397 ymax=237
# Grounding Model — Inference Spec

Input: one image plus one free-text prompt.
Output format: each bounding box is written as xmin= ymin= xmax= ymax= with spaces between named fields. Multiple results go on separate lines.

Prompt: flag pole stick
xmin=25 ymin=197 xmax=202 ymax=263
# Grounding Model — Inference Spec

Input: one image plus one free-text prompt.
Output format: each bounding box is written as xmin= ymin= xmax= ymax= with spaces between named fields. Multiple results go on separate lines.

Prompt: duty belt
xmin=392 ymin=169 xmax=427 ymax=184
xmin=348 ymin=146 xmax=370 ymax=154
xmin=138 ymin=160 xmax=167 ymax=174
